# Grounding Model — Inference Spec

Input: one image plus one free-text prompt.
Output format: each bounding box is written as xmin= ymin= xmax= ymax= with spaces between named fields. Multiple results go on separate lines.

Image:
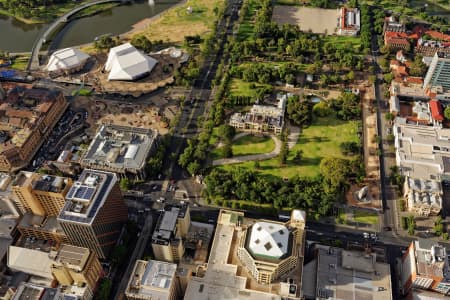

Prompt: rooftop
xmin=82 ymin=124 xmax=157 ymax=172
xmin=31 ymin=174 xmax=69 ymax=193
xmin=247 ymin=222 xmax=289 ymax=259
xmin=58 ymin=170 xmax=117 ymax=225
xmin=394 ymin=121 xmax=450 ymax=180
xmin=12 ymin=283 xmax=58 ymax=300
xmin=8 ymin=246 xmax=54 ymax=279
xmin=152 ymin=206 xmax=180 ymax=244
xmin=414 ymin=240 xmax=450 ymax=280
xmin=54 ymin=244 xmax=90 ymax=271
xmin=18 ymin=213 xmax=65 ymax=237
xmin=312 ymin=247 xmax=392 ymax=300
xmin=126 ymin=260 xmax=176 ymax=299
xmin=0 ymin=88 xmax=63 ymax=152
xmin=46 ymin=48 xmax=90 ymax=72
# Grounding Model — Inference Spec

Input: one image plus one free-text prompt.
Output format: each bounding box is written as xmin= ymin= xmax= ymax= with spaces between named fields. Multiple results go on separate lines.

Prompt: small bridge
xmin=27 ymin=0 xmax=128 ymax=71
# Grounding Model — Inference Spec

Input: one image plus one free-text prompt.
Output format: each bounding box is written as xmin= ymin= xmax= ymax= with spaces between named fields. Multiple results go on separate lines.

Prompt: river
xmin=0 ymin=0 xmax=180 ymax=53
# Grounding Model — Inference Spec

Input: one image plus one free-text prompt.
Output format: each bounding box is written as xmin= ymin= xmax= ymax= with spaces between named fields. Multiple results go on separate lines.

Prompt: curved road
xmin=27 ymin=0 xmax=126 ymax=71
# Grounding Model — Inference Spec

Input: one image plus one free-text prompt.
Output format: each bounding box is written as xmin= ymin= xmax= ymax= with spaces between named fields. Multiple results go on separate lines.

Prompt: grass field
xmin=237 ymin=0 xmax=258 ymax=41
xmin=10 ymin=56 xmax=29 ymax=70
xmin=134 ymin=0 xmax=225 ymax=44
xmin=322 ymin=35 xmax=362 ymax=51
xmin=229 ymin=79 xmax=272 ymax=98
xmin=219 ymin=114 xmax=360 ymax=178
xmin=353 ymin=210 xmax=379 ymax=225
xmin=213 ymin=134 xmax=275 ymax=159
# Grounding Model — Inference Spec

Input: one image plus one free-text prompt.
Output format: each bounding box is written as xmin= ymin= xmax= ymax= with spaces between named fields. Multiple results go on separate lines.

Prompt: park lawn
xmin=213 ymin=134 xmax=275 ymax=159
xmin=322 ymin=35 xmax=362 ymax=51
xmin=229 ymin=79 xmax=272 ymax=98
xmin=10 ymin=57 xmax=29 ymax=70
xmin=237 ymin=0 xmax=258 ymax=41
xmin=133 ymin=0 xmax=225 ymax=44
xmin=219 ymin=114 xmax=360 ymax=178
xmin=353 ymin=210 xmax=379 ymax=225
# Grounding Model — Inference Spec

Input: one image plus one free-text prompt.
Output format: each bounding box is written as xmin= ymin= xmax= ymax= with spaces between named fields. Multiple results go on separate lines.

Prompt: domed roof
xmin=248 ymin=221 xmax=289 ymax=259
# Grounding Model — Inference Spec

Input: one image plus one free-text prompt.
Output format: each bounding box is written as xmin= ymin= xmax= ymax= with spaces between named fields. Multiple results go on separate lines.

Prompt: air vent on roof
xmin=264 ymin=242 xmax=272 ymax=251
xmin=255 ymin=239 xmax=260 ymax=244
xmin=279 ymin=229 xmax=285 ymax=235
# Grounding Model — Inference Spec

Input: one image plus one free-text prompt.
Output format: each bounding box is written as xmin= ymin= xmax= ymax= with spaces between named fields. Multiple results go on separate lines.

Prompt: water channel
xmin=0 ymin=0 xmax=180 ymax=53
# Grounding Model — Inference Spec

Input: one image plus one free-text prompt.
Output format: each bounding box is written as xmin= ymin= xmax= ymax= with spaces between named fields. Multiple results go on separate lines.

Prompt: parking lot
xmin=30 ymin=105 xmax=87 ymax=170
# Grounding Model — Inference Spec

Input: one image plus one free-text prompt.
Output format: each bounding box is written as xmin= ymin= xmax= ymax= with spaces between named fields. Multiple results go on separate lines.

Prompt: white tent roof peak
xmin=105 ymin=43 xmax=158 ymax=81
xmin=46 ymin=47 xmax=90 ymax=72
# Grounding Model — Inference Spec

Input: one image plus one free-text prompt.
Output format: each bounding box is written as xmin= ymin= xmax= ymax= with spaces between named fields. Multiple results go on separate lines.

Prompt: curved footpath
xmin=212 ymin=124 xmax=300 ymax=166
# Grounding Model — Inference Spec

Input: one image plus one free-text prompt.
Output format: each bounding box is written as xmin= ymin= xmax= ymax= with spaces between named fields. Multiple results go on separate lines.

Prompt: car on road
xmin=363 ymin=232 xmax=369 ymax=239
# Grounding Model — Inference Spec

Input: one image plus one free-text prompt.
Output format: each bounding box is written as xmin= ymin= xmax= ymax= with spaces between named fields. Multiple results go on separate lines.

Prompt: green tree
xmin=407 ymin=215 xmax=416 ymax=236
xmin=293 ymin=149 xmax=303 ymax=163
xmin=445 ymin=106 xmax=450 ymax=120
xmin=96 ymin=279 xmax=112 ymax=300
xmin=187 ymin=161 xmax=201 ymax=176
xmin=385 ymin=112 xmax=394 ymax=121
xmin=409 ymin=55 xmax=427 ymax=77
xmin=218 ymin=125 xmax=235 ymax=142
xmin=111 ymin=245 xmax=127 ymax=264
xmin=278 ymin=140 xmax=289 ymax=166
xmin=222 ymin=143 xmax=233 ymax=158
xmin=119 ymin=178 xmax=130 ymax=191
xmin=287 ymin=95 xmax=312 ymax=126
xmin=320 ymin=157 xmax=351 ymax=188
xmin=94 ymin=35 xmax=117 ymax=50
xmin=130 ymin=34 xmax=153 ymax=52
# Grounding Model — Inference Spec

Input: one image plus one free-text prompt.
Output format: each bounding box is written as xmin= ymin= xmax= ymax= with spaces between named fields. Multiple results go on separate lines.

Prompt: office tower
xmin=58 ymin=170 xmax=127 ymax=259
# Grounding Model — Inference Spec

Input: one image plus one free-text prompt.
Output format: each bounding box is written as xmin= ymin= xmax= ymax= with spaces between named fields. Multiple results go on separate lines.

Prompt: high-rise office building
xmin=11 ymin=171 xmax=72 ymax=216
xmin=57 ymin=170 xmax=127 ymax=259
xmin=423 ymin=52 xmax=450 ymax=92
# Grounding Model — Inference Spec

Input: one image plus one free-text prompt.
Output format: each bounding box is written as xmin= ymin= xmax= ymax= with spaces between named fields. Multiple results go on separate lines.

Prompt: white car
xmin=363 ymin=232 xmax=369 ymax=238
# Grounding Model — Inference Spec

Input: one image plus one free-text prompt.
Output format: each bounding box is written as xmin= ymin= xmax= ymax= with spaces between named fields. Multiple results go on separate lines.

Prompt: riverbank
xmin=71 ymin=2 xmax=120 ymax=19
xmin=0 ymin=0 xmax=96 ymax=24
xmin=123 ymin=0 xmax=225 ymax=44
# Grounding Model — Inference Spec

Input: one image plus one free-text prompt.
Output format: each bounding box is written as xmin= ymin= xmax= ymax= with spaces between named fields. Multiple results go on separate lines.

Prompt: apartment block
xmin=151 ymin=204 xmax=190 ymax=263
xmin=401 ymin=240 xmax=450 ymax=296
xmin=125 ymin=260 xmax=179 ymax=300
xmin=404 ymin=176 xmax=442 ymax=216
xmin=57 ymin=170 xmax=128 ymax=259
xmin=17 ymin=213 xmax=67 ymax=244
xmin=11 ymin=171 xmax=72 ymax=216
xmin=0 ymin=87 xmax=68 ymax=172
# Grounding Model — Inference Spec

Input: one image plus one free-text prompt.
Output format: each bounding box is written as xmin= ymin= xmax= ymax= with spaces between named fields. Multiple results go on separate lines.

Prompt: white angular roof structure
xmin=248 ymin=221 xmax=289 ymax=259
xmin=105 ymin=43 xmax=158 ymax=81
xmin=46 ymin=48 xmax=90 ymax=72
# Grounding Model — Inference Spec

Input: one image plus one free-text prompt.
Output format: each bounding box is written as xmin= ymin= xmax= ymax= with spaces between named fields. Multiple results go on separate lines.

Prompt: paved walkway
xmin=212 ymin=126 xmax=300 ymax=166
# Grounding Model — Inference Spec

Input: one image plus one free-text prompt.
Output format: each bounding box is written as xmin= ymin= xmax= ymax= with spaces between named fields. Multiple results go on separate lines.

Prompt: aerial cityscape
xmin=0 ymin=0 xmax=450 ymax=299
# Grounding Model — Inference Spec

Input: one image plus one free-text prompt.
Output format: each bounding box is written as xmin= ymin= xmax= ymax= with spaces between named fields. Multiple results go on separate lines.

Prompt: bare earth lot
xmin=272 ymin=6 xmax=339 ymax=35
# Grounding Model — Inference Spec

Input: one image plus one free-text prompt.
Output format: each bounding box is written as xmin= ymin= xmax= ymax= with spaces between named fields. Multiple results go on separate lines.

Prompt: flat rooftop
xmin=55 ymin=244 xmax=90 ymax=270
xmin=315 ymin=247 xmax=392 ymax=300
xmin=82 ymin=124 xmax=157 ymax=172
xmin=18 ymin=213 xmax=65 ymax=237
xmin=58 ymin=170 xmax=116 ymax=224
xmin=126 ymin=260 xmax=176 ymax=299
xmin=151 ymin=204 xmax=187 ymax=244
xmin=394 ymin=121 xmax=450 ymax=179
xmin=32 ymin=174 xmax=69 ymax=193
xmin=12 ymin=283 xmax=58 ymax=300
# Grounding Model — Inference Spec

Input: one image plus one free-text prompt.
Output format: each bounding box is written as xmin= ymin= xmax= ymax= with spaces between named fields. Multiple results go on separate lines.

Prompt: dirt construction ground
xmin=272 ymin=6 xmax=339 ymax=35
